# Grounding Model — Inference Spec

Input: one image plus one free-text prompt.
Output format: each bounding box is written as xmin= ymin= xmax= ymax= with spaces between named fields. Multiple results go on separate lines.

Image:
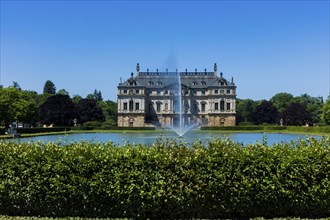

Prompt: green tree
xmin=43 ymin=80 xmax=56 ymax=95
xmin=57 ymin=89 xmax=69 ymax=96
xmin=322 ymin=96 xmax=330 ymax=125
xmin=86 ymin=89 xmax=103 ymax=102
xmin=292 ymin=94 xmax=323 ymax=123
xmin=0 ymin=87 xmax=38 ymax=127
xmin=100 ymin=100 xmax=118 ymax=126
xmin=236 ymin=99 xmax=259 ymax=124
xmin=270 ymin=92 xmax=294 ymax=113
xmin=72 ymin=94 xmax=82 ymax=104
xmin=12 ymin=81 xmax=21 ymax=90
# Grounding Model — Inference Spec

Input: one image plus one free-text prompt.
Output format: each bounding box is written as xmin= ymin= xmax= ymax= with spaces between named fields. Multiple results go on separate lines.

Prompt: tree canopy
xmin=39 ymin=94 xmax=75 ymax=126
xmin=0 ymin=87 xmax=38 ymax=126
xmin=43 ymin=80 xmax=56 ymax=95
xmin=322 ymin=96 xmax=330 ymax=125
xmin=279 ymin=102 xmax=312 ymax=126
xmin=251 ymin=100 xmax=278 ymax=125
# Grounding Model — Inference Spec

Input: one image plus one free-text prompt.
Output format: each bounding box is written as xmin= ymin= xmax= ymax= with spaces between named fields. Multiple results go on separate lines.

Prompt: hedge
xmin=71 ymin=126 xmax=156 ymax=131
xmin=201 ymin=126 xmax=287 ymax=131
xmin=0 ymin=138 xmax=329 ymax=218
xmin=15 ymin=127 xmax=71 ymax=134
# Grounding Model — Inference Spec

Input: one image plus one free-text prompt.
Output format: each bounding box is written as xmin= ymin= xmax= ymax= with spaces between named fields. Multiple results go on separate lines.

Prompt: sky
xmin=1 ymin=0 xmax=329 ymax=102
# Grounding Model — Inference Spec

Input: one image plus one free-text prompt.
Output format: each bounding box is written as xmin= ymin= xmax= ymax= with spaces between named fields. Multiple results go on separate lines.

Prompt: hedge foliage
xmin=0 ymin=137 xmax=330 ymax=218
xmin=17 ymin=127 xmax=71 ymax=134
xmin=201 ymin=126 xmax=287 ymax=131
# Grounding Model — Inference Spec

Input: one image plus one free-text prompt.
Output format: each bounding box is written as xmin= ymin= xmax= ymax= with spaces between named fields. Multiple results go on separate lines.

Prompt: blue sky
xmin=1 ymin=1 xmax=329 ymax=101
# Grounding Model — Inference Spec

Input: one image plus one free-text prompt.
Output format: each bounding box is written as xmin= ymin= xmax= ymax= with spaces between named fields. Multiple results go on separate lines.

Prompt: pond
xmin=11 ymin=130 xmax=320 ymax=146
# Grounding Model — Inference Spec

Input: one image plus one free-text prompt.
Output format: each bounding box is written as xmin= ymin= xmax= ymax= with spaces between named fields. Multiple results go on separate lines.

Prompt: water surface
xmin=12 ymin=130 xmax=319 ymax=146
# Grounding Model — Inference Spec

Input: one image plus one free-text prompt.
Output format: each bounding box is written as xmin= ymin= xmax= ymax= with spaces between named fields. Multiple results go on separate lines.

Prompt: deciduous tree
xmin=76 ymin=98 xmax=104 ymax=124
xmin=251 ymin=100 xmax=278 ymax=125
xmin=0 ymin=87 xmax=38 ymax=126
xmin=39 ymin=94 xmax=75 ymax=126
xmin=279 ymin=102 xmax=312 ymax=126
xmin=322 ymin=96 xmax=330 ymax=125
xmin=270 ymin=92 xmax=294 ymax=113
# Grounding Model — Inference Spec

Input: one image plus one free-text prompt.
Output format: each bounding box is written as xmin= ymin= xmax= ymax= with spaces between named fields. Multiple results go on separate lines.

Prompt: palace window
xmin=185 ymin=90 xmax=189 ymax=95
xmin=136 ymin=90 xmax=139 ymax=94
xmin=157 ymin=81 xmax=162 ymax=85
xmin=201 ymin=103 xmax=206 ymax=112
xmin=201 ymin=90 xmax=206 ymax=95
xmin=135 ymin=103 xmax=140 ymax=110
xmin=148 ymin=81 xmax=154 ymax=85
xmin=227 ymin=89 xmax=230 ymax=94
xmin=157 ymin=91 xmax=161 ymax=95
xmin=192 ymin=81 xmax=198 ymax=85
xmin=165 ymin=103 xmax=168 ymax=110
xmin=123 ymin=103 xmax=128 ymax=110
xmin=215 ymin=90 xmax=218 ymax=94
xmin=201 ymin=81 xmax=206 ymax=85
xmin=129 ymin=100 xmax=134 ymax=111
xmin=123 ymin=90 xmax=127 ymax=94
xmin=215 ymin=103 xmax=219 ymax=110
xmin=165 ymin=90 xmax=168 ymax=95
xmin=227 ymin=103 xmax=231 ymax=110
xmin=220 ymin=100 xmax=225 ymax=110
xmin=156 ymin=103 xmax=161 ymax=112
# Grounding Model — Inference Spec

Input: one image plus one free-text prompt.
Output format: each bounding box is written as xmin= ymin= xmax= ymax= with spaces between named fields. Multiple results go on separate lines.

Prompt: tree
xmin=43 ymin=80 xmax=56 ymax=95
xmin=39 ymin=94 xmax=75 ymax=126
xmin=76 ymin=98 xmax=105 ymax=124
xmin=270 ymin=92 xmax=294 ymax=113
xmin=279 ymin=102 xmax=312 ymax=126
xmin=251 ymin=100 xmax=278 ymax=125
xmin=72 ymin=94 xmax=82 ymax=104
xmin=100 ymin=100 xmax=118 ymax=126
xmin=322 ymin=96 xmax=330 ymax=125
xmin=0 ymin=87 xmax=38 ymax=127
xmin=57 ymin=89 xmax=69 ymax=96
xmin=86 ymin=89 xmax=103 ymax=102
xmin=292 ymin=94 xmax=323 ymax=123
xmin=12 ymin=81 xmax=21 ymax=90
xmin=236 ymin=99 xmax=259 ymax=124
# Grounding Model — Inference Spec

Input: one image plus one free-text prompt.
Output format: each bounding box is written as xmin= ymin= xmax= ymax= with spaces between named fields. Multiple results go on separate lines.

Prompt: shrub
xmin=82 ymin=121 xmax=102 ymax=127
xmin=0 ymin=138 xmax=329 ymax=218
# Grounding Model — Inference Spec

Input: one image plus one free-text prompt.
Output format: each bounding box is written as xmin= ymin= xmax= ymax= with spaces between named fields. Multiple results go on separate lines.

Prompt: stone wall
xmin=118 ymin=114 xmax=145 ymax=127
xmin=207 ymin=114 xmax=236 ymax=126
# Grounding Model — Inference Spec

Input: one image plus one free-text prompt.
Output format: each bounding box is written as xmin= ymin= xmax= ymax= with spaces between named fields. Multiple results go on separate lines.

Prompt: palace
xmin=117 ymin=63 xmax=237 ymax=127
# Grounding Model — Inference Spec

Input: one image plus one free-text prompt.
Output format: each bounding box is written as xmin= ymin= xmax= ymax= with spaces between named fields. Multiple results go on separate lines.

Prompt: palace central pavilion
xmin=117 ymin=63 xmax=237 ymax=127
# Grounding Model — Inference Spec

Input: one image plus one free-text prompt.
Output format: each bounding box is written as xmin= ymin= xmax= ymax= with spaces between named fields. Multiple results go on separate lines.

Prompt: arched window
xmin=157 ymin=81 xmax=162 ymax=85
xmin=148 ymin=81 xmax=154 ymax=85
xmin=201 ymin=81 xmax=206 ymax=85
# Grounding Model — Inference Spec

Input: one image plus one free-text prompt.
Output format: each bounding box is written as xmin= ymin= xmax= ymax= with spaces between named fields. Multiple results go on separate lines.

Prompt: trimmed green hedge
xmin=0 ymin=138 xmax=329 ymax=218
xmin=201 ymin=126 xmax=287 ymax=131
xmin=287 ymin=126 xmax=330 ymax=134
xmin=16 ymin=127 xmax=71 ymax=134
xmin=71 ymin=126 xmax=156 ymax=131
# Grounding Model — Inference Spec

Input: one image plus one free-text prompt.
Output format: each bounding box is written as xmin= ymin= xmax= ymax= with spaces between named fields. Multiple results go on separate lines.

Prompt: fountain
xmin=170 ymin=70 xmax=196 ymax=137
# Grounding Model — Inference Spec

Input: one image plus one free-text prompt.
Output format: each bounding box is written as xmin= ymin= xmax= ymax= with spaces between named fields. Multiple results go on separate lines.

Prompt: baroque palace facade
xmin=117 ymin=63 xmax=236 ymax=127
